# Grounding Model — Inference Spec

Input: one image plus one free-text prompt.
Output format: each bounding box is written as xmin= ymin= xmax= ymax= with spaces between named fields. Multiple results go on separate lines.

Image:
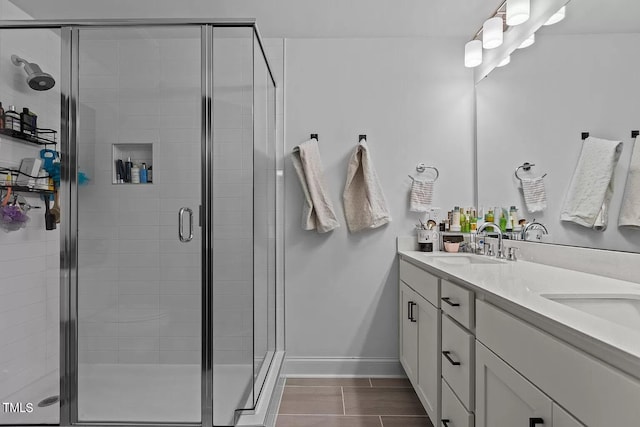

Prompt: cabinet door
xmin=400 ymin=282 xmax=418 ymax=383
xmin=476 ymin=341 xmax=552 ymax=427
xmin=553 ymin=403 xmax=584 ymax=427
xmin=416 ymin=295 xmax=440 ymax=423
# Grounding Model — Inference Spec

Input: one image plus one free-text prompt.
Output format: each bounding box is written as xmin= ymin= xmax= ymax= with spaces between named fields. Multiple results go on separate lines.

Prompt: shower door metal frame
xmin=0 ymin=18 xmax=277 ymax=427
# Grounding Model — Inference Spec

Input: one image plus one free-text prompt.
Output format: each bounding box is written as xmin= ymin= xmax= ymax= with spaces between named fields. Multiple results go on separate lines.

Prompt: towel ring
xmin=515 ymin=162 xmax=547 ymax=183
xmin=410 ymin=163 xmax=439 ymax=182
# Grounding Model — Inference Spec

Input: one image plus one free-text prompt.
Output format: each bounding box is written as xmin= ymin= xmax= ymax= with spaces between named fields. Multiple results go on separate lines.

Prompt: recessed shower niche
xmin=112 ymin=143 xmax=153 ymax=184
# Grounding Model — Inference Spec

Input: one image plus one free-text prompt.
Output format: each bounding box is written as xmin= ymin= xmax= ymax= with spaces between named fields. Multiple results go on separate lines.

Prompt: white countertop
xmin=398 ymin=250 xmax=640 ymax=379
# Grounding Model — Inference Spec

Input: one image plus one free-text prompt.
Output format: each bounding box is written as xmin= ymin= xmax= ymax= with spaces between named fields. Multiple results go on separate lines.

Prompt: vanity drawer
xmin=400 ymin=259 xmax=439 ymax=306
xmin=441 ymin=279 xmax=474 ymax=330
xmin=442 ymin=379 xmax=474 ymax=427
xmin=442 ymin=313 xmax=474 ymax=411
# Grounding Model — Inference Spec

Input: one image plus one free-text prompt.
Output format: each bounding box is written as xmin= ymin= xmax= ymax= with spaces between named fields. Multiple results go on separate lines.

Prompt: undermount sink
xmin=434 ymin=255 xmax=504 ymax=265
xmin=541 ymin=293 xmax=640 ymax=329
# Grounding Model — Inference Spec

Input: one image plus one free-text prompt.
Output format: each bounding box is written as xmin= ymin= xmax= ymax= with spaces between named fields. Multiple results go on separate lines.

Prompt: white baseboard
xmin=283 ymin=357 xmax=405 ymax=377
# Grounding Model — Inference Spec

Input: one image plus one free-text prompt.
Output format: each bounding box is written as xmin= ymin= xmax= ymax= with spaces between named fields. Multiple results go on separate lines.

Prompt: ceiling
xmin=8 ymin=0 xmax=498 ymax=39
xmin=542 ymin=0 xmax=640 ymax=35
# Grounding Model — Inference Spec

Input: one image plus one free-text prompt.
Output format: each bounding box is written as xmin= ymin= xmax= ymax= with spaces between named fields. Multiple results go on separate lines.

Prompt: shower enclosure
xmin=0 ymin=20 xmax=282 ymax=427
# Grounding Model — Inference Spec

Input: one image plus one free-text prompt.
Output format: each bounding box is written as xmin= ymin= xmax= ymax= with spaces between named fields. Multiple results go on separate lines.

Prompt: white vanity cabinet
xmin=400 ymin=282 xmax=419 ymax=381
xmin=399 ymin=260 xmax=441 ymax=424
xmin=475 ymin=341 xmax=551 ymax=427
xmin=399 ymin=252 xmax=640 ymax=427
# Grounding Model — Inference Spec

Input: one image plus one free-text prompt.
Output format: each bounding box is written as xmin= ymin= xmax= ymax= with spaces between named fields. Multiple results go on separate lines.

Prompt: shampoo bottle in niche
xmin=0 ymin=102 xmax=4 ymax=129
xmin=125 ymin=157 xmax=133 ymax=183
xmin=139 ymin=163 xmax=148 ymax=183
xmin=131 ymin=164 xmax=140 ymax=184
xmin=147 ymin=166 xmax=153 ymax=183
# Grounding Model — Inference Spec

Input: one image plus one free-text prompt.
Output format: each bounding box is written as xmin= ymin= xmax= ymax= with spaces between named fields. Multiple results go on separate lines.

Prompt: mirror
xmin=476 ymin=0 xmax=640 ymax=252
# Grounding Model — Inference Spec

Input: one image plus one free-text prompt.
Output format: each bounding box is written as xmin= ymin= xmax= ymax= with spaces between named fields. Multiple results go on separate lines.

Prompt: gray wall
xmin=284 ymin=38 xmax=475 ymax=374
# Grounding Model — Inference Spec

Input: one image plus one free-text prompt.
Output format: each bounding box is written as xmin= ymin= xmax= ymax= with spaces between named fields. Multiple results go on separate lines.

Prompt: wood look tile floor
xmin=276 ymin=378 xmax=433 ymax=427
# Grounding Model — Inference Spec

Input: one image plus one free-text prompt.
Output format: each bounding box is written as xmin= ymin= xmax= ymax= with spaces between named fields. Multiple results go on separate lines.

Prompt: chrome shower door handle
xmin=178 ymin=207 xmax=194 ymax=242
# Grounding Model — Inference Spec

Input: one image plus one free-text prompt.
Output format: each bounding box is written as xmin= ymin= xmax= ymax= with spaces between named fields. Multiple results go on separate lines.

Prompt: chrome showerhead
xmin=11 ymin=54 xmax=56 ymax=91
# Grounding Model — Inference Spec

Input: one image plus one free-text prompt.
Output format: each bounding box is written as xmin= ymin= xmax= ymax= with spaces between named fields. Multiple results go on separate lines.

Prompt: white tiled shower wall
xmin=77 ymin=29 xmax=203 ymax=365
xmin=0 ymin=17 xmax=61 ymax=404
xmin=76 ymin=29 xmax=284 ymax=366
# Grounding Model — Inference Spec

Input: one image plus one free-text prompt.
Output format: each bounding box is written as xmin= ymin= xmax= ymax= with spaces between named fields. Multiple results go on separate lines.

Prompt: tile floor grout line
xmin=341 ymin=386 xmax=346 ymax=415
xmin=369 ymin=377 xmax=373 ymax=387
xmin=379 ymin=415 xmax=384 ymax=426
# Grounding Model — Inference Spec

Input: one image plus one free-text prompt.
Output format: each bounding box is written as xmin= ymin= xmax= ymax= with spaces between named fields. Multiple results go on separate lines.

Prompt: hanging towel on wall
xmin=521 ymin=176 xmax=547 ymax=213
xmin=409 ymin=178 xmax=434 ymax=212
xmin=619 ymin=137 xmax=640 ymax=228
xmin=291 ymin=139 xmax=340 ymax=233
xmin=343 ymin=141 xmax=391 ymax=232
xmin=560 ymin=136 xmax=623 ymax=231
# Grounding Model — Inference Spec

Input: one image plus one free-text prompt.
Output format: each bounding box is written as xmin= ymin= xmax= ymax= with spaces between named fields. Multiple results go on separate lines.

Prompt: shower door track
xmin=0 ymin=18 xmax=277 ymax=427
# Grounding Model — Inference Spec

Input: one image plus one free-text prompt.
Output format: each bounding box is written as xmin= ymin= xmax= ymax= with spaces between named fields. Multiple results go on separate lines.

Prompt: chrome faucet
xmin=478 ymin=222 xmax=506 ymax=259
xmin=522 ymin=221 xmax=549 ymax=241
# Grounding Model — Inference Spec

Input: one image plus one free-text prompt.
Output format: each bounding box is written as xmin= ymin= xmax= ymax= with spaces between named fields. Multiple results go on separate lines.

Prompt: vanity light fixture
xmin=518 ymin=33 xmax=535 ymax=49
xmin=464 ymin=40 xmax=483 ymax=68
xmin=506 ymin=0 xmax=530 ymax=26
xmin=483 ymin=16 xmax=504 ymax=49
xmin=543 ymin=5 xmax=566 ymax=26
xmin=497 ymin=55 xmax=511 ymax=67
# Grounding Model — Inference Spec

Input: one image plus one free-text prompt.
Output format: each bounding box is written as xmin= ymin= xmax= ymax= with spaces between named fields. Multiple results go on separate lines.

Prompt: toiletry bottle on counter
xmin=131 ymin=164 xmax=140 ymax=183
xmin=477 ymin=207 xmax=484 ymax=229
xmin=486 ymin=209 xmax=494 ymax=223
xmin=451 ymin=206 xmax=461 ymax=232
xmin=499 ymin=209 xmax=507 ymax=232
xmin=510 ymin=206 xmax=518 ymax=230
xmin=139 ymin=163 xmax=148 ymax=183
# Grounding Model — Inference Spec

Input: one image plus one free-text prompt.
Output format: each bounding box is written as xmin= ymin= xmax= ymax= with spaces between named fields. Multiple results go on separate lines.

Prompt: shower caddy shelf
xmin=0 ymin=184 xmax=53 ymax=196
xmin=0 ymin=127 xmax=58 ymax=146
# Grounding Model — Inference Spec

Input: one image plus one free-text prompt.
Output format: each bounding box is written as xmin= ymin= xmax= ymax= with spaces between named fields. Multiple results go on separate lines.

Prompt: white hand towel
xmin=343 ymin=141 xmax=391 ymax=232
xmin=409 ymin=178 xmax=434 ymax=212
xmin=291 ymin=139 xmax=340 ymax=233
xmin=560 ymin=136 xmax=623 ymax=231
xmin=619 ymin=137 xmax=640 ymax=228
xmin=521 ymin=176 xmax=547 ymax=213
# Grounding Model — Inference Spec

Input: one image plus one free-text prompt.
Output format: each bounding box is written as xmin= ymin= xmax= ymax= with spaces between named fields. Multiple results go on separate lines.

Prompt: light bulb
xmin=544 ymin=6 xmax=566 ymax=26
xmin=483 ymin=17 xmax=504 ymax=49
xmin=497 ymin=55 xmax=511 ymax=67
xmin=518 ymin=33 xmax=535 ymax=49
xmin=507 ymin=0 xmax=530 ymax=26
xmin=464 ymin=40 xmax=483 ymax=68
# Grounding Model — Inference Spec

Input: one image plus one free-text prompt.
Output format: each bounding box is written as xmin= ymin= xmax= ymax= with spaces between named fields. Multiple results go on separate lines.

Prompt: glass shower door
xmin=74 ymin=26 xmax=202 ymax=424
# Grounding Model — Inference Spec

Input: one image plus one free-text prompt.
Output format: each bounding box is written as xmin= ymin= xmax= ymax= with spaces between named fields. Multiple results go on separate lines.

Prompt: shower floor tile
xmin=276 ymin=377 xmax=433 ymax=427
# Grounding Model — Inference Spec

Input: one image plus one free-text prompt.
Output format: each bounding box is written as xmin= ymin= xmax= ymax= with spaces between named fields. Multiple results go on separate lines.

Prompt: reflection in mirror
xmin=476 ymin=0 xmax=640 ymax=252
